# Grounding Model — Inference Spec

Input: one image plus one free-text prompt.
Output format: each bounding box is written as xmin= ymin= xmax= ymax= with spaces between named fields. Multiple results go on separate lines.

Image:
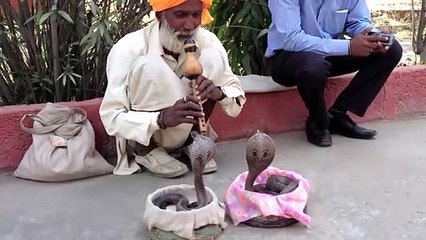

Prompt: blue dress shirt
xmin=266 ymin=0 xmax=377 ymax=57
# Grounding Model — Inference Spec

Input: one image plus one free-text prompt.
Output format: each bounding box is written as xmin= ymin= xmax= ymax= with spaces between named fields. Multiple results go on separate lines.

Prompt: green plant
xmin=209 ymin=0 xmax=270 ymax=75
xmin=0 ymin=0 xmax=151 ymax=106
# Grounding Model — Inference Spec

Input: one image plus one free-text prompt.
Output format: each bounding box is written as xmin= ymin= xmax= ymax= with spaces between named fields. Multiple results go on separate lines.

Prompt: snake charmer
xmin=99 ymin=0 xmax=246 ymax=178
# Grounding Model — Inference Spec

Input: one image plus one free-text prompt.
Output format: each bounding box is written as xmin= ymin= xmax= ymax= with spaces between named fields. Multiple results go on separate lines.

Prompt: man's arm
xmin=197 ymin=32 xmax=247 ymax=117
xmin=99 ymin=42 xmax=160 ymax=146
xmin=345 ymin=0 xmax=378 ymax=37
xmin=212 ymin=47 xmax=246 ymax=117
xmin=268 ymin=0 xmax=350 ymax=56
xmin=215 ymin=54 xmax=246 ymax=118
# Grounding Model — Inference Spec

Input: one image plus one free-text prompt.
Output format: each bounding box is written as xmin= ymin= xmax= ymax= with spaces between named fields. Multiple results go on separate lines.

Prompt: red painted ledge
xmin=1 ymin=65 xmax=425 ymax=170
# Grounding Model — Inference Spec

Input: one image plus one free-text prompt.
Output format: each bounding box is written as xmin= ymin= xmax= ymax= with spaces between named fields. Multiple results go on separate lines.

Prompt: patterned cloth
xmin=225 ymin=166 xmax=312 ymax=226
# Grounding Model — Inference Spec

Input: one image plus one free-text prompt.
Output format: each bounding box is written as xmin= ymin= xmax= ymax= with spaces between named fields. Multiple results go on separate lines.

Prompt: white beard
xmin=159 ymin=18 xmax=199 ymax=54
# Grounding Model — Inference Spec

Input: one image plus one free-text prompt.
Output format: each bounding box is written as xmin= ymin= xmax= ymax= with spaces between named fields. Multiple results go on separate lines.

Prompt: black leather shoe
xmin=305 ymin=119 xmax=332 ymax=147
xmin=329 ymin=112 xmax=377 ymax=139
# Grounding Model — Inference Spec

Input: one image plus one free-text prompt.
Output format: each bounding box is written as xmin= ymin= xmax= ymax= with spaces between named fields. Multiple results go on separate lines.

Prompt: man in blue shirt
xmin=266 ymin=0 xmax=403 ymax=147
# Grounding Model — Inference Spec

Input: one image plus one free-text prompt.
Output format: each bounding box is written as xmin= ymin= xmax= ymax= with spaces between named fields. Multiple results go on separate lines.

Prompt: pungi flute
xmin=182 ymin=39 xmax=208 ymax=136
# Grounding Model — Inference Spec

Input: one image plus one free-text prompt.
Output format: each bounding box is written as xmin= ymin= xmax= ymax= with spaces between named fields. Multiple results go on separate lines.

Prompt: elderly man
xmin=99 ymin=0 xmax=246 ymax=178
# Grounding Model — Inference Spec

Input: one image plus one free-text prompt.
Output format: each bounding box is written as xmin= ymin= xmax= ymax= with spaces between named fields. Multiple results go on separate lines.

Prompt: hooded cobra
xmin=152 ymin=131 xmax=215 ymax=211
xmin=243 ymin=131 xmax=307 ymax=228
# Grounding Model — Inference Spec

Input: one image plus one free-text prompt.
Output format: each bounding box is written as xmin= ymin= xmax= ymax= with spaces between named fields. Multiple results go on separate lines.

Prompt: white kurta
xmin=99 ymin=20 xmax=246 ymax=175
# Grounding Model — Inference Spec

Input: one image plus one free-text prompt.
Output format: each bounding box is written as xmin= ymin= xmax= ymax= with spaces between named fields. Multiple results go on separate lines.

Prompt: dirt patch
xmin=371 ymin=10 xmax=414 ymax=42
xmin=368 ymin=0 xmax=422 ymax=11
xmin=367 ymin=0 xmax=425 ymax=65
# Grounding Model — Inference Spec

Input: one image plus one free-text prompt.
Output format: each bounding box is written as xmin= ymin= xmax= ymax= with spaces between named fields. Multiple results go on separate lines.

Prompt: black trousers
xmin=268 ymin=41 xmax=403 ymax=129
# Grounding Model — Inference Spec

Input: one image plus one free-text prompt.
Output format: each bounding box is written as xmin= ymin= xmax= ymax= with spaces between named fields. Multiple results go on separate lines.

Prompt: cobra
xmin=152 ymin=131 xmax=215 ymax=211
xmin=243 ymin=131 xmax=307 ymax=228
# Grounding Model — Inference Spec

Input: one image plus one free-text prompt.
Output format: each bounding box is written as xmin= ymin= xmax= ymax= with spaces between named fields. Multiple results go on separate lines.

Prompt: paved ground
xmin=1 ymin=117 xmax=426 ymax=240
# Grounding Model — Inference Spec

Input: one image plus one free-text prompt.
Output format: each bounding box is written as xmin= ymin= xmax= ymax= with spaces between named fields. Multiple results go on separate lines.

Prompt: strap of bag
xmin=20 ymin=114 xmax=64 ymax=135
xmin=20 ymin=107 xmax=88 ymax=135
xmin=71 ymin=107 xmax=87 ymax=124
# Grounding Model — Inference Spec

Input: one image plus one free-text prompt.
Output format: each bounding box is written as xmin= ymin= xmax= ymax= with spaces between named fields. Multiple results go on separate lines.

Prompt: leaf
xmin=62 ymin=74 xmax=68 ymax=87
xmin=68 ymin=73 xmax=76 ymax=85
xmin=242 ymin=54 xmax=252 ymax=75
xmin=250 ymin=4 xmax=264 ymax=26
xmin=57 ymin=10 xmax=74 ymax=24
xmin=41 ymin=77 xmax=53 ymax=84
xmin=257 ymin=28 xmax=268 ymax=39
xmin=24 ymin=15 xmax=36 ymax=25
xmin=38 ymin=11 xmax=54 ymax=25
xmin=98 ymin=22 xmax=106 ymax=36
xmin=80 ymin=32 xmax=95 ymax=46
xmin=231 ymin=3 xmax=251 ymax=25
xmin=70 ymin=72 xmax=82 ymax=79
xmin=81 ymin=41 xmax=94 ymax=54
xmin=103 ymin=32 xmax=113 ymax=46
xmin=44 ymin=88 xmax=53 ymax=94
xmin=57 ymin=72 xmax=65 ymax=82
xmin=89 ymin=2 xmax=100 ymax=17
xmin=104 ymin=19 xmax=112 ymax=30
xmin=0 ymin=52 xmax=7 ymax=61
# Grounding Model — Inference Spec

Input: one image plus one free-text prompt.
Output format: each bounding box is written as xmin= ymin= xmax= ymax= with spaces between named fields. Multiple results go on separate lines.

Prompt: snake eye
xmin=251 ymin=151 xmax=257 ymax=157
xmin=263 ymin=150 xmax=269 ymax=158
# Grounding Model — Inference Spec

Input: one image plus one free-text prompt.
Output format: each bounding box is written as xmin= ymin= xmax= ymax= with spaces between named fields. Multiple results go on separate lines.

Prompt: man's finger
xmin=184 ymin=95 xmax=200 ymax=104
xmin=205 ymin=84 xmax=217 ymax=99
xmin=196 ymin=92 xmax=208 ymax=102
xmin=195 ymin=75 xmax=204 ymax=86
xmin=196 ymin=80 xmax=210 ymax=95
xmin=182 ymin=101 xmax=202 ymax=111
xmin=195 ymin=75 xmax=210 ymax=87
xmin=182 ymin=110 xmax=204 ymax=118
xmin=366 ymin=35 xmax=388 ymax=43
xmin=179 ymin=117 xmax=199 ymax=125
xmin=363 ymin=41 xmax=377 ymax=50
xmin=360 ymin=27 xmax=373 ymax=35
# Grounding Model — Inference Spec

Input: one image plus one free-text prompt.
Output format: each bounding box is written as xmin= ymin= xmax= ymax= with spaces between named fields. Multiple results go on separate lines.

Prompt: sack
xmin=14 ymin=102 xmax=114 ymax=182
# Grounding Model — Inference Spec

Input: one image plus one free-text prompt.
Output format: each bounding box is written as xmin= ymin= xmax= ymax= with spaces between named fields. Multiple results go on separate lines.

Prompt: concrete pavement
xmin=1 ymin=117 xmax=426 ymax=240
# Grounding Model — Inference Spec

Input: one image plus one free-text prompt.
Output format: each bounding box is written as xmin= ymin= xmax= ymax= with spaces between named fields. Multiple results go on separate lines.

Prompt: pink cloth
xmin=225 ymin=166 xmax=311 ymax=226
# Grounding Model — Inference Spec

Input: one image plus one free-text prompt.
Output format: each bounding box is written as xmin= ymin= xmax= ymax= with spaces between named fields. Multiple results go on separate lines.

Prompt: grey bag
xmin=14 ymin=102 xmax=114 ymax=182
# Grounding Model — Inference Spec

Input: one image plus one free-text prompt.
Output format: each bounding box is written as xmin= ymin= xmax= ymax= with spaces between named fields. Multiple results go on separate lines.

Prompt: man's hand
xmin=193 ymin=75 xmax=224 ymax=101
xmin=161 ymin=95 xmax=204 ymax=128
xmin=373 ymin=41 xmax=390 ymax=54
xmin=349 ymin=28 xmax=388 ymax=57
xmin=372 ymin=26 xmax=391 ymax=54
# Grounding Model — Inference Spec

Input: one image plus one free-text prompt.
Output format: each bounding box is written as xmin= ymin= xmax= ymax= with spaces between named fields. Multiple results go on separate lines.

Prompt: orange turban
xmin=148 ymin=0 xmax=214 ymax=25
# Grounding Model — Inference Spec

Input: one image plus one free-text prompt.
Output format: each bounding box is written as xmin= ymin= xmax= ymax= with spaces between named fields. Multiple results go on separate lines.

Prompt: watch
xmin=217 ymin=86 xmax=226 ymax=101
